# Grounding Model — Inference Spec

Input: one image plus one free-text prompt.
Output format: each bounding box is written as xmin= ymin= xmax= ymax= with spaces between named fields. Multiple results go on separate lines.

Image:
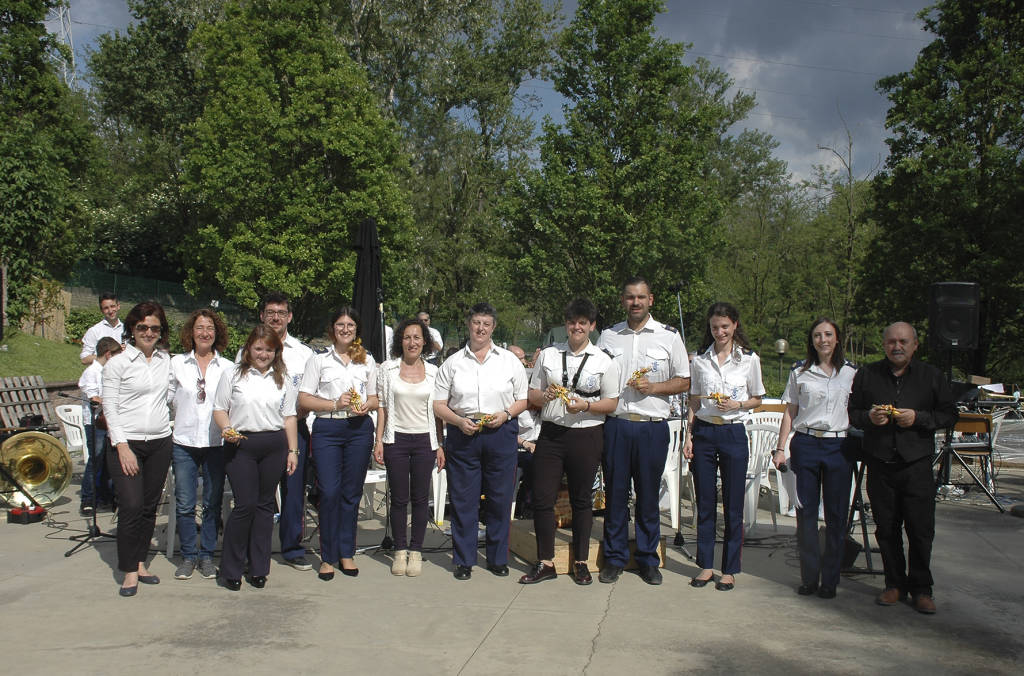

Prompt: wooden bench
xmin=0 ymin=376 xmax=59 ymax=434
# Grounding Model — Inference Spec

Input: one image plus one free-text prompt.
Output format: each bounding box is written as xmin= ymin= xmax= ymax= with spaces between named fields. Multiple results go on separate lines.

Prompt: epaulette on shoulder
xmin=600 ymin=347 xmax=614 ymax=359
xmin=742 ymin=347 xmax=753 ymax=355
xmin=663 ymin=324 xmax=678 ymax=333
xmin=790 ymin=360 xmax=805 ymax=371
xmin=844 ymin=359 xmax=857 ymax=369
xmin=314 ymin=345 xmax=330 ymax=354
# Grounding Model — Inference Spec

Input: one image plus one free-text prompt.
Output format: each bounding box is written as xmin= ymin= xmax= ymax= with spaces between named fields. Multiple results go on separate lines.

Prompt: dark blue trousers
xmin=690 ymin=420 xmax=748 ymax=574
xmin=445 ymin=420 xmax=518 ymax=568
xmin=601 ymin=417 xmax=669 ymax=568
xmin=790 ymin=432 xmax=853 ymax=589
xmin=222 ymin=431 xmax=287 ymax=579
xmin=311 ymin=416 xmax=373 ymax=561
xmin=278 ymin=419 xmax=310 ymax=562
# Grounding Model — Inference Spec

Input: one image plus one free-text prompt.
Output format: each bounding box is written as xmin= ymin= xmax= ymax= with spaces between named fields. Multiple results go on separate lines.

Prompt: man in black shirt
xmin=848 ymin=322 xmax=957 ymax=614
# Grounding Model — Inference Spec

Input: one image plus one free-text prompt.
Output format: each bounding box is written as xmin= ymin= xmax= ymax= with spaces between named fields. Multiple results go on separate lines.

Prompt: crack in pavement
xmin=456 ymin=583 xmax=526 ymax=675
xmin=583 ymin=581 xmax=616 ymax=674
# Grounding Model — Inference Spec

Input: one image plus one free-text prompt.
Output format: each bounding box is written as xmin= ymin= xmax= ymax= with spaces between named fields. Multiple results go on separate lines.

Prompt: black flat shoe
xmin=818 ymin=586 xmax=836 ymax=599
xmin=340 ymin=567 xmax=359 ymax=577
xmin=690 ymin=575 xmax=714 ymax=588
xmin=715 ymin=578 xmax=735 ymax=591
xmin=223 ymin=578 xmax=242 ymax=591
xmin=798 ymin=582 xmax=818 ymax=596
xmin=318 ymin=569 xmax=335 ymax=581
xmin=454 ymin=565 xmax=472 ymax=580
xmin=487 ymin=563 xmax=509 ymax=577
xmin=249 ymin=575 xmax=267 ymax=588
xmin=519 ymin=562 xmax=557 ymax=584
xmin=119 ymin=585 xmax=138 ymax=597
xmin=572 ymin=562 xmax=593 ymax=586
xmin=138 ymin=575 xmax=160 ymax=585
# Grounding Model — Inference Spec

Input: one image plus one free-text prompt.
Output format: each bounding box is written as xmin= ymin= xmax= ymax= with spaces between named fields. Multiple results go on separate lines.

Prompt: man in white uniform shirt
xmin=239 ymin=292 xmax=315 ymax=570
xmin=80 ymin=293 xmax=124 ymax=365
xmin=597 ymin=276 xmax=689 ymax=585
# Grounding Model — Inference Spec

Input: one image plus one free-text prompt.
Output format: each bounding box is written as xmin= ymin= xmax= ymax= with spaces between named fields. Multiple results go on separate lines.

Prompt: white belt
xmin=797 ymin=427 xmax=846 ymax=438
xmin=613 ymin=413 xmax=665 ymax=423
xmin=316 ymin=410 xmax=352 ymax=419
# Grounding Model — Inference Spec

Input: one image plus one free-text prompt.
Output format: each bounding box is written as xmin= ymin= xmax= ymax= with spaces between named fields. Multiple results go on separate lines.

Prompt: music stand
xmin=842 ymin=459 xmax=883 ymax=575
xmin=932 ymin=413 xmax=1005 ymax=513
xmin=66 ymin=412 xmax=116 ymax=556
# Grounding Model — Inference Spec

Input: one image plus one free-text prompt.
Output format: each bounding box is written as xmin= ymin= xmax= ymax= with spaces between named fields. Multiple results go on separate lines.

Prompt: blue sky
xmin=50 ymin=0 xmax=933 ymax=181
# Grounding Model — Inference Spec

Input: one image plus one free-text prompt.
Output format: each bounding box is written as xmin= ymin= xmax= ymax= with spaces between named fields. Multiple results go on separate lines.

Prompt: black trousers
xmin=107 ymin=436 xmax=173 ymax=572
xmin=866 ymin=455 xmax=935 ymax=595
xmin=221 ymin=430 xmax=288 ymax=580
xmin=532 ymin=423 xmax=603 ymax=562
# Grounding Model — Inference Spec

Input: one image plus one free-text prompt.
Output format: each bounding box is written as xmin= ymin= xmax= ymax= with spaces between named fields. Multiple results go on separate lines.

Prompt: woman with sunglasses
xmin=102 ymin=301 xmax=174 ymax=597
xmin=168 ymin=309 xmax=233 ymax=582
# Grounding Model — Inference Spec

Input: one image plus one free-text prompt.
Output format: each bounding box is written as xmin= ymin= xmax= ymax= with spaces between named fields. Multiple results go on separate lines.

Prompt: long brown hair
xmin=699 ymin=302 xmax=752 ymax=352
xmin=330 ymin=307 xmax=366 ymax=364
xmin=802 ymin=317 xmax=846 ymax=373
xmin=237 ymin=325 xmax=286 ymax=388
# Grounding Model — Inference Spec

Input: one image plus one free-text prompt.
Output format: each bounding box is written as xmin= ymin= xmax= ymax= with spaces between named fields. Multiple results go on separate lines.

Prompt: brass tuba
xmin=0 ymin=432 xmax=72 ymax=508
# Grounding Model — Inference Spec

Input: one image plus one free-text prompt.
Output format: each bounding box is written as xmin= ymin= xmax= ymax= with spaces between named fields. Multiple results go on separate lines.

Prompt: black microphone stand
xmin=668 ymin=282 xmax=694 ymax=559
xmin=67 ymin=402 xmax=116 ymax=556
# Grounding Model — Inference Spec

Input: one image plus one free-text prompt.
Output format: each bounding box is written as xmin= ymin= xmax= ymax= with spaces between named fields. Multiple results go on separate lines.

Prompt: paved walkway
xmin=2 ymin=472 xmax=1023 ymax=675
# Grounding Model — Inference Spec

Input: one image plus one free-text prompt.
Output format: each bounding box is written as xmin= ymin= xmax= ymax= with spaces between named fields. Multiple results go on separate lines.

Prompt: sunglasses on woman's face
xmin=135 ymin=323 xmax=161 ymax=334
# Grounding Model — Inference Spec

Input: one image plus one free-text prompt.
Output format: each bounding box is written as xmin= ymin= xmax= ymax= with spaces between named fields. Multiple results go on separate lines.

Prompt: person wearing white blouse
xmin=373 ymin=318 xmax=444 ymax=576
xmin=167 ymin=309 xmax=233 ymax=581
xmin=213 ymin=326 xmax=299 ymax=591
xmin=298 ymin=307 xmax=378 ymax=581
xmin=683 ymin=302 xmax=766 ymax=592
xmin=773 ymin=318 xmax=856 ymax=599
xmin=102 ymin=302 xmax=173 ymax=597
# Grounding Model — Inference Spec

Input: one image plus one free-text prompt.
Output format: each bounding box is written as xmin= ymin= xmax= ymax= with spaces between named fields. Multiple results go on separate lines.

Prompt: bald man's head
xmin=883 ymin=322 xmax=918 ymax=370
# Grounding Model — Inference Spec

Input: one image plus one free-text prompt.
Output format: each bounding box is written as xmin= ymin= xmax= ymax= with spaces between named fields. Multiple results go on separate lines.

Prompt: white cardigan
xmin=376 ymin=358 xmax=441 ymax=448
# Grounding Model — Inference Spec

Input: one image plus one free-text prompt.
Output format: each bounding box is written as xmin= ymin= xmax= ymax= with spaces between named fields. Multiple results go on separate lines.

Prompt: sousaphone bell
xmin=0 ymin=431 xmax=72 ymax=510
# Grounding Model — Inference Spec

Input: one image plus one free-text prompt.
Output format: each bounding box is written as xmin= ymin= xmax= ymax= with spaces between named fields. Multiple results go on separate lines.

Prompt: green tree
xmin=0 ymin=0 xmax=100 ymax=318
xmin=181 ymin=0 xmax=414 ymax=332
xmin=866 ymin=0 xmax=1024 ymax=380
xmin=511 ymin=0 xmax=754 ymax=330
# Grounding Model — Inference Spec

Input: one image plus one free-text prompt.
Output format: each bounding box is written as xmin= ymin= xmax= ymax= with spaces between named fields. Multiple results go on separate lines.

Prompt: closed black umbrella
xmin=352 ymin=216 xmax=385 ymax=364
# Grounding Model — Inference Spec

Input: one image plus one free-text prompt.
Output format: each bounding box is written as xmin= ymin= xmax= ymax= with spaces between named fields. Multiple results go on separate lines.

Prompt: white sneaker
xmin=391 ymin=549 xmax=408 ymax=576
xmin=406 ymin=550 xmax=422 ymax=577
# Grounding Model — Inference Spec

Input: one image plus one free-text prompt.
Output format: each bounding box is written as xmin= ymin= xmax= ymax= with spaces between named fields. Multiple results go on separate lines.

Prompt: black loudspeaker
xmin=929 ymin=282 xmax=980 ymax=351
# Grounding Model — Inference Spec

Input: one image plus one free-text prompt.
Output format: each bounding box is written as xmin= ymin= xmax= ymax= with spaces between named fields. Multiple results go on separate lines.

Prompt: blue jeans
xmin=80 ymin=424 xmax=110 ymax=505
xmin=172 ymin=443 xmax=226 ymax=561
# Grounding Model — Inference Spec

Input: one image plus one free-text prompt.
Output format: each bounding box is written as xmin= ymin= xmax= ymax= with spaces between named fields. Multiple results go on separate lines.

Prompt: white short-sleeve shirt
xmin=782 ymin=360 xmax=857 ymax=433
xmin=213 ymin=367 xmax=297 ymax=432
xmin=168 ymin=350 xmax=233 ymax=447
xmin=597 ymin=316 xmax=689 ymax=419
xmin=299 ymin=347 xmax=378 ymax=402
xmin=690 ymin=344 xmax=767 ymax=423
xmin=529 ymin=342 xmax=620 ymax=428
xmin=433 ymin=343 xmax=528 ymax=416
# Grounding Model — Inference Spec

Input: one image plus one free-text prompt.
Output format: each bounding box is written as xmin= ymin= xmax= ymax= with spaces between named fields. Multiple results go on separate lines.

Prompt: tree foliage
xmin=0 ymin=0 xmax=99 ymax=318
xmin=511 ymin=0 xmax=754 ymax=329
xmin=181 ymin=0 xmax=414 ymax=332
xmin=867 ymin=0 xmax=1024 ymax=380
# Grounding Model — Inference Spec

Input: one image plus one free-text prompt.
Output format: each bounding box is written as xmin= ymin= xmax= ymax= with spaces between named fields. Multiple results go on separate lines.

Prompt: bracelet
xmin=585 ymin=401 xmax=591 ymax=411
xmin=288 ymin=449 xmax=299 ymax=455
xmin=773 ymin=448 xmax=785 ymax=454
xmin=332 ymin=399 xmax=338 ymax=412
xmin=504 ymin=409 xmax=512 ymax=422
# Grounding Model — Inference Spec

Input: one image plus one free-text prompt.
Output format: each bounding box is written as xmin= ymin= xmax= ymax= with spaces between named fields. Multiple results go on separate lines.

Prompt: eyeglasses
xmin=134 ymin=323 xmax=162 ymax=334
xmin=262 ymin=310 xmax=289 ymax=318
xmin=197 ymin=378 xmax=206 ymax=403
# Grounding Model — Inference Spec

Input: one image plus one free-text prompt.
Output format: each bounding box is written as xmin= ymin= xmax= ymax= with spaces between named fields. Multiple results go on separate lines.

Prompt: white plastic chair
xmin=743 ymin=424 xmax=779 ymax=530
xmin=54 ymin=404 xmax=86 ymax=461
xmin=745 ymin=410 xmax=794 ymax=516
xmin=430 ymin=465 xmax=447 ymax=526
xmin=362 ymin=467 xmax=388 ymax=519
xmin=659 ymin=418 xmax=689 ymax=530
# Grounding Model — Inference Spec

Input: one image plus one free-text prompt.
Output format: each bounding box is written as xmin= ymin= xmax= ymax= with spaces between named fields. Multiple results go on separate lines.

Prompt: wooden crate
xmin=509 ymin=516 xmax=666 ymax=573
xmin=1 ymin=376 xmax=57 ymax=429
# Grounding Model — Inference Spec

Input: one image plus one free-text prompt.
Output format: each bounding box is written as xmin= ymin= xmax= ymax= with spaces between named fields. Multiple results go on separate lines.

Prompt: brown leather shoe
xmin=875 ymin=587 xmax=905 ymax=606
xmin=913 ymin=594 xmax=936 ymax=614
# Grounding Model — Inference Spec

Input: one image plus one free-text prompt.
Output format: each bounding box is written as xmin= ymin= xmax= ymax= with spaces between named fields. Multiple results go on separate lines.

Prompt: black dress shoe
xmin=519 ymin=562 xmax=557 ymax=584
xmin=598 ymin=564 xmax=623 ymax=584
xmin=318 ymin=569 xmax=335 ymax=581
xmin=138 ymin=574 xmax=160 ymax=585
xmin=818 ymin=586 xmax=836 ymax=599
xmin=715 ymin=579 xmax=735 ymax=591
xmin=340 ymin=567 xmax=359 ymax=577
xmin=454 ymin=565 xmax=472 ymax=580
xmin=119 ymin=585 xmax=138 ymax=597
xmin=798 ymin=582 xmax=819 ymax=596
xmin=572 ymin=562 xmax=593 ymax=586
xmin=487 ymin=563 xmax=509 ymax=577
xmin=690 ymin=574 xmax=714 ymax=588
xmin=638 ymin=565 xmax=663 ymax=585
xmin=249 ymin=575 xmax=267 ymax=588
xmin=223 ymin=578 xmax=242 ymax=591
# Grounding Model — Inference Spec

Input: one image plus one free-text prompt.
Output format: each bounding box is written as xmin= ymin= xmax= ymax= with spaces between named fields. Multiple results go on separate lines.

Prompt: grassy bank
xmin=0 ymin=331 xmax=86 ymax=384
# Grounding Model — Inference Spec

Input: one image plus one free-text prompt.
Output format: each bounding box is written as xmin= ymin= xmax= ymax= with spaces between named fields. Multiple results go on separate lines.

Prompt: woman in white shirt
xmin=683 ymin=302 xmax=766 ymax=592
xmin=773 ymin=318 xmax=856 ymax=599
xmin=298 ymin=307 xmax=378 ymax=581
xmin=168 ymin=309 xmax=233 ymax=581
xmin=373 ymin=318 xmax=444 ymax=576
xmin=519 ymin=299 xmax=620 ymax=586
xmin=102 ymin=302 xmax=173 ymax=597
xmin=213 ymin=326 xmax=298 ymax=591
